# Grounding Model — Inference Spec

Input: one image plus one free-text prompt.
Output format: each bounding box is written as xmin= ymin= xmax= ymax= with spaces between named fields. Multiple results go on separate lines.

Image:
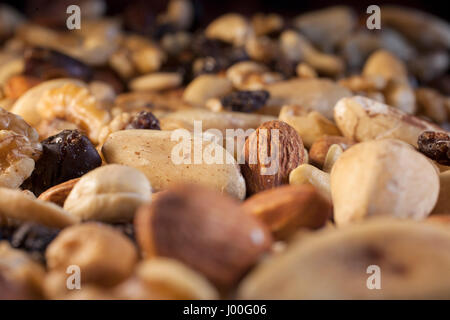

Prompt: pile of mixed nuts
xmin=0 ymin=1 xmax=449 ymax=300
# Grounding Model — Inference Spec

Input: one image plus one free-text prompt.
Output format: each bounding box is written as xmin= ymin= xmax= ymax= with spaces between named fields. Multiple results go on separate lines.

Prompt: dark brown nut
xmin=431 ymin=171 xmax=450 ymax=215
xmin=22 ymin=130 xmax=101 ymax=196
xmin=241 ymin=184 xmax=332 ymax=240
xmin=418 ymin=131 xmax=450 ymax=166
xmin=23 ymin=47 xmax=93 ymax=81
xmin=134 ymin=184 xmax=272 ymax=289
xmin=0 ymin=273 xmax=36 ymax=300
xmin=3 ymin=75 xmax=42 ymax=99
xmin=241 ymin=120 xmax=306 ymax=195
xmin=46 ymin=222 xmax=138 ymax=287
xmin=125 ymin=111 xmax=161 ymax=130
xmin=37 ymin=178 xmax=80 ymax=206
xmin=309 ymin=135 xmax=355 ymax=167
xmin=220 ymin=90 xmax=270 ymax=113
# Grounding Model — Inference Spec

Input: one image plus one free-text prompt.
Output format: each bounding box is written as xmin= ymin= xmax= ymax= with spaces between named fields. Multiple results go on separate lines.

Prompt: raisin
xmin=417 ymin=131 xmax=450 ymax=166
xmin=0 ymin=225 xmax=17 ymax=242
xmin=21 ymin=130 xmax=102 ymax=196
xmin=24 ymin=47 xmax=92 ymax=82
xmin=10 ymin=223 xmax=60 ymax=264
xmin=221 ymin=90 xmax=270 ymax=113
xmin=126 ymin=111 xmax=161 ymax=130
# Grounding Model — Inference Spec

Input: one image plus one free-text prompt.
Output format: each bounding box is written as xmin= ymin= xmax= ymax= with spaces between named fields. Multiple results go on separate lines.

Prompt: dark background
xmin=2 ymin=0 xmax=449 ymax=25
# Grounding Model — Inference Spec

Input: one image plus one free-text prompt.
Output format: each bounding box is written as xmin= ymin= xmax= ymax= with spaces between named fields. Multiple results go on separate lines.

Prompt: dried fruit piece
xmin=241 ymin=120 xmax=306 ymax=195
xmin=220 ymin=90 xmax=270 ymax=113
xmin=417 ymin=131 xmax=450 ymax=166
xmin=241 ymin=184 xmax=332 ymax=240
xmin=36 ymin=83 xmax=110 ymax=143
xmin=22 ymin=130 xmax=101 ymax=196
xmin=135 ymin=184 xmax=272 ymax=288
xmin=23 ymin=47 xmax=93 ymax=81
xmin=126 ymin=111 xmax=161 ymax=130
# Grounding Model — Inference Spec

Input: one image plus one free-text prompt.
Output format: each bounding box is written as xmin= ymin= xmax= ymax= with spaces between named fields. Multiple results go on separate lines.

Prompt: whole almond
xmin=241 ymin=120 xmax=306 ymax=195
xmin=309 ymin=135 xmax=355 ymax=167
xmin=134 ymin=184 xmax=272 ymax=288
xmin=241 ymin=184 xmax=332 ymax=240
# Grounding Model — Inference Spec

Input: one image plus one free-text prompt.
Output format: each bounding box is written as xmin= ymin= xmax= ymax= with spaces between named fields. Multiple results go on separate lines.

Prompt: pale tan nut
xmin=38 ymin=178 xmax=80 ymax=207
xmin=205 ymin=13 xmax=252 ymax=46
xmin=238 ymin=219 xmax=450 ymax=299
xmin=0 ymin=187 xmax=78 ymax=228
xmin=109 ymin=48 xmax=135 ymax=79
xmin=46 ymin=222 xmax=138 ymax=287
xmin=113 ymin=276 xmax=168 ymax=300
xmin=134 ymin=184 xmax=272 ymax=289
xmin=183 ymin=74 xmax=232 ymax=108
xmin=278 ymin=105 xmax=341 ymax=148
xmin=363 ymin=50 xmax=416 ymax=114
xmin=334 ymin=96 xmax=443 ymax=147
xmin=36 ymin=83 xmax=110 ymax=144
xmin=280 ymin=30 xmax=345 ymax=76
xmin=296 ymin=63 xmax=317 ymax=78
xmin=289 ymin=164 xmax=331 ymax=201
xmin=129 ymin=72 xmax=182 ymax=92
xmin=11 ymin=78 xmax=85 ymax=127
xmin=322 ymin=144 xmax=344 ymax=173
xmin=264 ymin=78 xmax=351 ymax=119
xmin=133 ymin=258 xmax=219 ymax=300
xmin=226 ymin=61 xmax=269 ymax=90
xmin=338 ymin=75 xmax=387 ymax=92
xmin=63 ymin=164 xmax=151 ymax=222
xmin=160 ymin=31 xmax=191 ymax=56
xmin=102 ymin=130 xmax=247 ymax=199
xmin=241 ymin=120 xmax=306 ymax=195
xmin=88 ymin=81 xmax=116 ymax=110
xmin=158 ymin=0 xmax=194 ymax=30
xmin=0 ymin=106 xmax=40 ymax=147
xmin=293 ymin=6 xmax=356 ymax=52
xmin=431 ymin=170 xmax=450 ymax=215
xmin=245 ymin=36 xmax=277 ymax=63
xmin=0 ymin=56 xmax=23 ymax=87
xmin=130 ymin=43 xmax=166 ymax=75
xmin=309 ymin=135 xmax=355 ymax=167
xmin=241 ymin=184 xmax=332 ymax=240
xmin=331 ymin=139 xmax=440 ymax=226
xmin=416 ymin=87 xmax=448 ymax=124
xmin=3 ymin=75 xmax=41 ymax=99
xmin=0 ymin=97 xmax=15 ymax=111
xmin=251 ymin=13 xmax=283 ymax=37
xmin=0 ymin=241 xmax=45 ymax=299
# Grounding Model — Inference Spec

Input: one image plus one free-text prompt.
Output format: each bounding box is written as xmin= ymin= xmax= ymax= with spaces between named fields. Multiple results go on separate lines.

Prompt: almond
xmin=309 ymin=135 xmax=355 ymax=167
xmin=37 ymin=178 xmax=80 ymax=206
xmin=241 ymin=184 xmax=332 ymax=240
xmin=241 ymin=120 xmax=306 ymax=195
xmin=134 ymin=184 xmax=272 ymax=289
xmin=4 ymin=75 xmax=42 ymax=99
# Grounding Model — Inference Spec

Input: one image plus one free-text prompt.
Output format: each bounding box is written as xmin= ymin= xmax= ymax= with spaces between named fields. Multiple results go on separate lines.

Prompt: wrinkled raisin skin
xmin=22 ymin=130 xmax=101 ymax=196
xmin=24 ymin=47 xmax=92 ymax=82
xmin=11 ymin=223 xmax=60 ymax=264
xmin=417 ymin=131 xmax=450 ymax=166
xmin=221 ymin=90 xmax=270 ymax=113
xmin=126 ymin=111 xmax=161 ymax=130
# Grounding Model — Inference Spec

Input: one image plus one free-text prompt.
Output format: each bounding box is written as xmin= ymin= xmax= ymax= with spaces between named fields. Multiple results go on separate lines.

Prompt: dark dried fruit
xmin=126 ymin=111 xmax=161 ymax=130
xmin=221 ymin=90 xmax=270 ymax=113
xmin=10 ymin=223 xmax=60 ymax=264
xmin=24 ymin=47 xmax=93 ymax=82
xmin=0 ymin=225 xmax=16 ymax=242
xmin=22 ymin=130 xmax=102 ymax=196
xmin=417 ymin=131 xmax=450 ymax=166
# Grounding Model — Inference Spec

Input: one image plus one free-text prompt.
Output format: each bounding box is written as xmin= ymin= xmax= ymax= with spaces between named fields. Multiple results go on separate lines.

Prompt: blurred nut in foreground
xmin=241 ymin=184 xmax=332 ymax=240
xmin=135 ymin=184 xmax=272 ymax=288
xmin=238 ymin=219 xmax=450 ymax=299
xmin=64 ymin=164 xmax=152 ymax=222
xmin=46 ymin=222 xmax=138 ymax=286
xmin=331 ymin=139 xmax=440 ymax=226
xmin=431 ymin=170 xmax=450 ymax=215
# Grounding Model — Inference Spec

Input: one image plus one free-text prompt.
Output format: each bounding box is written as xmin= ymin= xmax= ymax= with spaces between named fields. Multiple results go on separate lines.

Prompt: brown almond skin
xmin=309 ymin=135 xmax=355 ymax=167
xmin=37 ymin=178 xmax=80 ymax=206
xmin=134 ymin=184 xmax=272 ymax=289
xmin=241 ymin=120 xmax=306 ymax=195
xmin=241 ymin=184 xmax=333 ymax=240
